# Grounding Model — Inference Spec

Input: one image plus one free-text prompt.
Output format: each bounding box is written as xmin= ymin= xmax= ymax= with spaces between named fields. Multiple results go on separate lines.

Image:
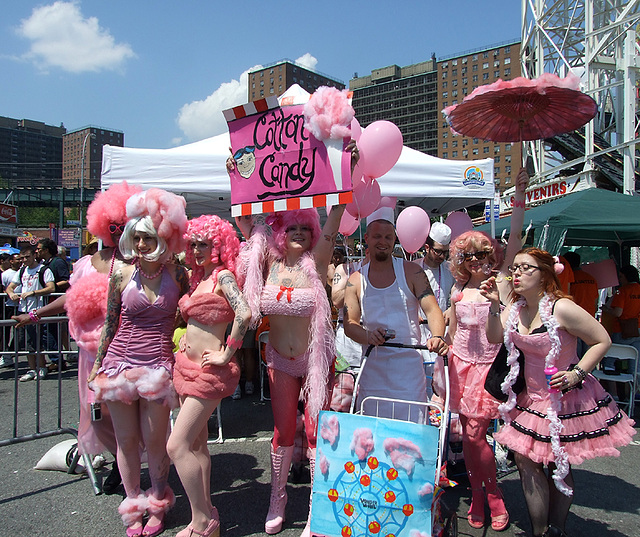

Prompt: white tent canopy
xmin=101 ymin=132 xmax=495 ymax=218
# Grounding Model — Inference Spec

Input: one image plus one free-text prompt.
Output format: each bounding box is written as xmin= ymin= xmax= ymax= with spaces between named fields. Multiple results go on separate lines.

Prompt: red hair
xmin=449 ymin=230 xmax=503 ymax=283
xmin=86 ymin=181 xmax=142 ymax=246
xmin=509 ymin=247 xmax=569 ymax=302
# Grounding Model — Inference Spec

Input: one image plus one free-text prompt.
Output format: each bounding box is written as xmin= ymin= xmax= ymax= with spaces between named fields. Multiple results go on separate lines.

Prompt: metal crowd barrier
xmin=0 ymin=294 xmax=100 ymax=494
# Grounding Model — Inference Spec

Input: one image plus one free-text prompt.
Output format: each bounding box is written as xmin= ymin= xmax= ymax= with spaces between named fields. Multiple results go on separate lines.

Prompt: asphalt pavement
xmin=0 ymin=361 xmax=638 ymax=537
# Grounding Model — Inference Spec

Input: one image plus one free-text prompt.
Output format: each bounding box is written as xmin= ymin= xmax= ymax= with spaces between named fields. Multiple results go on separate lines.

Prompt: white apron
xmin=357 ymin=257 xmax=427 ymax=419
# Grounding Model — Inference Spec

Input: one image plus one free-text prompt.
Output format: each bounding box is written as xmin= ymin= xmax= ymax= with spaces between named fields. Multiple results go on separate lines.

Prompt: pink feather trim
xmin=65 ymin=271 xmax=109 ymax=353
xmin=118 ymin=494 xmax=148 ymax=526
xmin=304 ymin=86 xmax=354 ymax=140
xmin=146 ymin=486 xmax=175 ymax=515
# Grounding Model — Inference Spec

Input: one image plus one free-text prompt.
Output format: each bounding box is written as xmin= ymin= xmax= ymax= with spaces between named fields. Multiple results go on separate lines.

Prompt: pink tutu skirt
xmin=173 ymin=350 xmax=240 ymax=400
xmin=90 ymin=366 xmax=178 ymax=409
xmin=494 ymin=376 xmax=636 ymax=465
xmin=437 ymin=352 xmax=501 ymax=419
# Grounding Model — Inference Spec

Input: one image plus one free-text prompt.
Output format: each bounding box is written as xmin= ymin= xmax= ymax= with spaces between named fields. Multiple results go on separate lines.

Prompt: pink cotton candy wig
xmin=184 ymin=215 xmax=241 ymax=292
xmin=449 ymin=230 xmax=503 ymax=283
xmin=86 ymin=181 xmax=143 ymax=246
xmin=126 ymin=188 xmax=188 ymax=254
xmin=269 ymin=209 xmax=322 ymax=257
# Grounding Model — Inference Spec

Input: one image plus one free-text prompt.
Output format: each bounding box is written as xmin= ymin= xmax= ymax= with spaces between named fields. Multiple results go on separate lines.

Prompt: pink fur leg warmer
xmin=146 ymin=486 xmax=176 ymax=516
xmin=118 ymin=494 xmax=148 ymax=526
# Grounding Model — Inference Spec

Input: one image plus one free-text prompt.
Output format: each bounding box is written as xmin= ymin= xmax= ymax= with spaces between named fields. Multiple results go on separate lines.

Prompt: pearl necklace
xmin=136 ymin=259 xmax=164 ymax=279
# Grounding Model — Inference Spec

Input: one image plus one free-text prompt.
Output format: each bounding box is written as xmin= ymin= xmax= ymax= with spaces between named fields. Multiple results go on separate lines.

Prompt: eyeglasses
xmin=463 ymin=251 xmax=490 ymax=261
xmin=508 ymin=263 xmax=540 ymax=274
xmin=109 ymin=223 xmax=126 ymax=233
xmin=430 ymin=246 xmax=449 ymax=258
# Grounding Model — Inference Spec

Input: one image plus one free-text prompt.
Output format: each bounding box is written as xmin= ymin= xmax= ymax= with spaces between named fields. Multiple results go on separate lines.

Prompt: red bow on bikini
xmin=276 ymin=285 xmax=294 ymax=303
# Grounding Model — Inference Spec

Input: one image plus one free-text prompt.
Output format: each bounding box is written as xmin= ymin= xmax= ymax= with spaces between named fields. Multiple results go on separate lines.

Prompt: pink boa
xmin=65 ymin=271 xmax=109 ymax=353
xmin=90 ymin=367 xmax=178 ymax=409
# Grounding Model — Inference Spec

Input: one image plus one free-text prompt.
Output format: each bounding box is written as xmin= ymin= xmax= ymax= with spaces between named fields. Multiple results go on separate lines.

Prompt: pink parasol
xmin=443 ymin=73 xmax=597 ymax=143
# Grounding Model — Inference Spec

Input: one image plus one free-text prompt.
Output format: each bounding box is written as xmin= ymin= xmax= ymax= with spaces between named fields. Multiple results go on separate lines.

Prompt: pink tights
xmin=460 ymin=415 xmax=507 ymax=517
xmin=268 ymin=366 xmax=330 ymax=450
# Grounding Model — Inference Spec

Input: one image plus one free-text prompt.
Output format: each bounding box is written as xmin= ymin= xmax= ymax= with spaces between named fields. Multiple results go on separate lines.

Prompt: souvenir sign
xmin=311 ymin=411 xmax=439 ymax=537
xmin=224 ymin=98 xmax=353 ymax=217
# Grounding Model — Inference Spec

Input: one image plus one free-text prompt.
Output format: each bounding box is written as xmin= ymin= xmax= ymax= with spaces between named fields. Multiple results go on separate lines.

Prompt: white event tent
xmin=101 ymin=86 xmax=495 ymax=219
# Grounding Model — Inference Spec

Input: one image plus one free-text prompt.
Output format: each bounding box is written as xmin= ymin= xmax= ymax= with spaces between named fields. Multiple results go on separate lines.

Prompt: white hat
xmin=366 ymin=206 xmax=395 ymax=227
xmin=429 ymin=222 xmax=451 ymax=245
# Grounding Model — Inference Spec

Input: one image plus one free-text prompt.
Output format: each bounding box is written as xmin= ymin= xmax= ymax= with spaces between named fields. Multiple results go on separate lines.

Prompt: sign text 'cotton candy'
xmin=224 ymin=98 xmax=353 ymax=217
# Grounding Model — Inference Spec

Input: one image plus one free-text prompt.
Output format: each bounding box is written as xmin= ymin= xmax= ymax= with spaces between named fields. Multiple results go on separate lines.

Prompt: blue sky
xmin=1 ymin=1 xmax=521 ymax=149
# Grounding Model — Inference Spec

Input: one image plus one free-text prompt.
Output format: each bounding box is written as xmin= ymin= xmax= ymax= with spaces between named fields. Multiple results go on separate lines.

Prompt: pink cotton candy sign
xmin=224 ymin=99 xmax=353 ymax=217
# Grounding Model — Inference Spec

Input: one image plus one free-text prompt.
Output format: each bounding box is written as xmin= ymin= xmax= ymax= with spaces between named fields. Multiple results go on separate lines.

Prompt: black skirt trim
xmin=509 ymin=409 xmax=625 ymax=443
xmin=515 ymin=394 xmax=614 ymax=421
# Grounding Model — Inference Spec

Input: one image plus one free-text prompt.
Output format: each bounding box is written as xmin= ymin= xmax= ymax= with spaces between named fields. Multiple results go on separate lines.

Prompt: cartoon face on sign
xmin=233 ymin=146 xmax=256 ymax=179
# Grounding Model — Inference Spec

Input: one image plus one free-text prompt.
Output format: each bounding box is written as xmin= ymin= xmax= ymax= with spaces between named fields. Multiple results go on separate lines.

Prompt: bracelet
xmin=226 ymin=336 xmax=242 ymax=350
xmin=489 ymin=308 xmax=501 ymax=317
xmin=433 ymin=335 xmax=446 ymax=342
xmin=573 ymin=365 xmax=588 ymax=382
xmin=29 ymin=310 xmax=40 ymax=322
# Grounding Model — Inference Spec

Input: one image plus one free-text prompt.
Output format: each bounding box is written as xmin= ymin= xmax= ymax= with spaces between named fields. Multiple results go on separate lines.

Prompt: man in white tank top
xmin=343 ymin=207 xmax=448 ymax=419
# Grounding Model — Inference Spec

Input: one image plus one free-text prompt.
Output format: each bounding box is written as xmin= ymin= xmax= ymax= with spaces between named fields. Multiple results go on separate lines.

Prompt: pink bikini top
xmin=179 ymin=291 xmax=235 ymax=325
xmin=260 ymin=284 xmax=315 ymax=317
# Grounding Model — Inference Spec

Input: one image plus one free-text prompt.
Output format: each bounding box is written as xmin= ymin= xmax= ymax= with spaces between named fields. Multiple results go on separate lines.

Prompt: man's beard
xmin=374 ymin=250 xmax=390 ymax=262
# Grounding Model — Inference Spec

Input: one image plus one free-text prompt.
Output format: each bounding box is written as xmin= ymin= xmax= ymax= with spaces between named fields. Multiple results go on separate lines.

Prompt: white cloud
xmin=17 ymin=1 xmax=135 ymax=73
xmin=176 ymin=54 xmax=319 ymax=142
xmin=177 ymin=65 xmax=262 ymax=142
xmin=295 ymin=53 xmax=318 ymax=71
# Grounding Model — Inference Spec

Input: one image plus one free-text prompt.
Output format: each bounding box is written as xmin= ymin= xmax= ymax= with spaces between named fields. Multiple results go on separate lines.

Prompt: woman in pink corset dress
xmin=167 ymin=215 xmax=251 ymax=537
xmin=482 ymin=247 xmax=636 ymax=537
xmin=89 ymin=189 xmax=190 ymax=537
xmin=443 ymin=167 xmax=529 ymax=532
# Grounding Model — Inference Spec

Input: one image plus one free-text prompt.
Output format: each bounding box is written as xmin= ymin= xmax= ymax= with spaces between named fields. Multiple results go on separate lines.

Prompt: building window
xmin=505 ymin=49 xmax=511 ymax=56
xmin=443 ymin=101 xmax=448 ymax=107
xmin=461 ymin=66 xmax=467 ymax=74
xmin=472 ymin=54 xmax=478 ymax=61
xmin=505 ymin=143 xmax=512 ymax=150
xmin=494 ymin=146 xmax=500 ymax=154
xmin=452 ymin=90 xmax=458 ymax=97
xmin=494 ymin=71 xmax=500 ymax=78
xmin=443 ymin=142 xmax=448 ymax=149
xmin=494 ymin=60 xmax=500 ymax=67
xmin=495 ymin=166 xmax=500 ymax=174
xmin=443 ymin=62 xmax=448 ymax=69
xmin=504 ymin=68 xmax=511 ymax=76
xmin=483 ymin=52 xmax=489 ymax=58
xmin=443 ymin=152 xmax=448 ymax=158
xmin=442 ymin=91 xmax=448 ymax=98
xmin=483 ymin=62 xmax=489 ymax=69
xmin=472 ymin=64 xmax=478 ymax=72
xmin=494 ymin=49 xmax=500 ymax=56
xmin=483 ymin=73 xmax=490 ymax=80
xmin=462 ymin=139 xmax=468 ymax=147
xmin=462 ymin=57 xmax=468 ymax=64
xmin=452 ymin=59 xmax=458 ymax=66
xmin=442 ymin=131 xmax=448 ymax=138
xmin=472 ymin=74 xmax=478 ymax=82
xmin=452 ymin=69 xmax=457 ymax=76
xmin=484 ymin=147 xmax=490 ymax=153
xmin=505 ymin=155 xmax=512 ymax=162
xmin=452 ymin=151 xmax=458 ymax=157
xmin=452 ymin=140 xmax=458 ymax=148
xmin=442 ymin=71 xmax=448 ymax=79
xmin=260 ymin=90 xmax=264 ymax=96
xmin=270 ymin=87 xmax=274 ymax=94
xmin=473 ymin=148 xmax=479 ymax=155
xmin=505 ymin=165 xmax=511 ymax=174
xmin=442 ymin=81 xmax=448 ymax=88
xmin=494 ymin=156 xmax=500 ymax=163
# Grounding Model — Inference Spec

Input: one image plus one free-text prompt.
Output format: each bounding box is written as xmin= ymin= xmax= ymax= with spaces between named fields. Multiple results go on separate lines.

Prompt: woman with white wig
xmin=89 ymin=189 xmax=190 ymax=537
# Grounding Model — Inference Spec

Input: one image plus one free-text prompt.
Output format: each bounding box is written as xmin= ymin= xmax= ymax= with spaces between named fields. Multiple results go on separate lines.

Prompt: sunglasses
xmin=508 ymin=263 xmax=540 ymax=274
xmin=109 ymin=223 xmax=126 ymax=233
xmin=462 ymin=250 xmax=490 ymax=261
xmin=430 ymin=246 xmax=449 ymax=258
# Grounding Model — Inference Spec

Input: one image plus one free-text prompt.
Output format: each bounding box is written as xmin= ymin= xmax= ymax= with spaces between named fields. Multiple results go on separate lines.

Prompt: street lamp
xmin=79 ymin=131 xmax=96 ymax=250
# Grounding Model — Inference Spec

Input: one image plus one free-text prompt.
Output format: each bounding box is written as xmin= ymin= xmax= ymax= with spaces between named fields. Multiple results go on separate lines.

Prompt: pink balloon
xmin=379 ymin=196 xmax=397 ymax=208
xmin=350 ymin=117 xmax=362 ymax=141
xmin=358 ymin=121 xmax=404 ymax=179
xmin=445 ymin=212 xmax=473 ymax=241
xmin=346 ymin=177 xmax=381 ymax=219
xmin=351 ymin=163 xmax=367 ymax=190
xmin=396 ymin=206 xmax=431 ymax=254
xmin=339 ymin=210 xmax=360 ymax=236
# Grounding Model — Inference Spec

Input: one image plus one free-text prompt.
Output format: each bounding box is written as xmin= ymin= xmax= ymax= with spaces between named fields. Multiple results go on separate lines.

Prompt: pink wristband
xmin=226 ymin=336 xmax=242 ymax=350
xmin=29 ymin=310 xmax=40 ymax=322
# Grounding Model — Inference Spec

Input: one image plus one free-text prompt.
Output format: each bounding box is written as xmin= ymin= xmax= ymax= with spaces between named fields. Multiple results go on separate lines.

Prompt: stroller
xmin=310 ymin=341 xmax=458 ymax=537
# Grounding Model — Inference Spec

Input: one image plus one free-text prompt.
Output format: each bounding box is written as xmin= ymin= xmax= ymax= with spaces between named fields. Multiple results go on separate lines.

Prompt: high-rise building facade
xmin=350 ymin=40 xmax=522 ymax=193
xmin=248 ymin=60 xmax=345 ymax=102
xmin=62 ymin=126 xmax=124 ymax=189
xmin=438 ymin=41 xmax=521 ymax=192
xmin=0 ymin=116 xmax=66 ymax=189
xmin=350 ymin=60 xmax=439 ymax=155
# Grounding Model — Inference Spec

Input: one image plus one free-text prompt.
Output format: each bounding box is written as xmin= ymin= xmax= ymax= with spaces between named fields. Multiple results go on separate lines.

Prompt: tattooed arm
xmin=88 ymin=268 xmax=125 ymax=383
xmin=408 ymin=261 xmax=448 ymax=356
xmin=331 ymin=263 xmax=349 ymax=309
xmin=200 ymin=270 xmax=252 ymax=367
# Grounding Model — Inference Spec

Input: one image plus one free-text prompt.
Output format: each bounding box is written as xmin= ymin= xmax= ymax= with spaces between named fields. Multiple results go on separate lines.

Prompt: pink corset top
xmin=452 ymin=301 xmax=501 ymax=364
xmin=179 ymin=291 xmax=234 ymax=325
xmin=260 ymin=284 xmax=315 ymax=317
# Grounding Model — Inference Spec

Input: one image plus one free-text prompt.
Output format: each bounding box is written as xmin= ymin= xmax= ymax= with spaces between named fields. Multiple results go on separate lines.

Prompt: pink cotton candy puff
xmin=320 ymin=414 xmax=340 ymax=447
xmin=383 ymin=437 xmax=423 ymax=476
xmin=351 ymin=428 xmax=375 ymax=461
xmin=409 ymin=531 xmax=429 ymax=537
xmin=318 ymin=450 xmax=330 ymax=476
xmin=87 ymin=181 xmax=143 ymax=247
xmin=304 ymin=86 xmax=354 ymax=140
xmin=126 ymin=188 xmax=188 ymax=254
xmin=418 ymin=482 xmax=434 ymax=496
xmin=452 ymin=291 xmax=464 ymax=303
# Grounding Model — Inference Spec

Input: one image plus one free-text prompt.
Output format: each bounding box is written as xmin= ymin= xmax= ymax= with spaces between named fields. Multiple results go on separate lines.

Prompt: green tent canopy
xmin=476 ymin=188 xmax=640 ymax=255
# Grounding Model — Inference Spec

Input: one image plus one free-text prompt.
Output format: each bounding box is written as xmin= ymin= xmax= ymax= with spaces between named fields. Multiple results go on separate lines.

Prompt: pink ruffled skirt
xmin=494 ymin=376 xmax=636 ymax=465
xmin=438 ymin=353 xmax=501 ymax=419
xmin=173 ymin=350 xmax=240 ymax=400
xmin=90 ymin=366 xmax=178 ymax=409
